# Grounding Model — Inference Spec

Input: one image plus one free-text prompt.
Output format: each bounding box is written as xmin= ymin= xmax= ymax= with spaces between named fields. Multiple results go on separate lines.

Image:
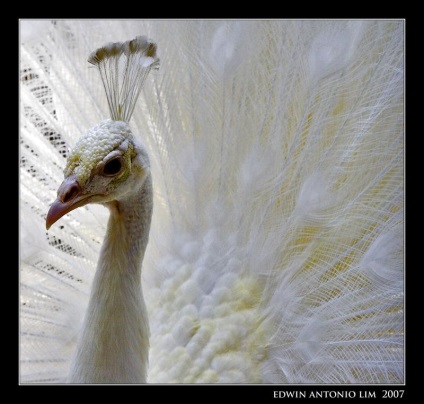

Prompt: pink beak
xmin=46 ymin=176 xmax=86 ymax=230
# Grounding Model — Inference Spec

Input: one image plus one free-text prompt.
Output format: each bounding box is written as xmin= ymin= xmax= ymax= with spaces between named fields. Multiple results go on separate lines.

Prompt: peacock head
xmin=46 ymin=119 xmax=150 ymax=230
xmin=46 ymin=35 xmax=158 ymax=230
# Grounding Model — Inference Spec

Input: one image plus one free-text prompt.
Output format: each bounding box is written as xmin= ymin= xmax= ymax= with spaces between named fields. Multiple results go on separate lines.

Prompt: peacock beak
xmin=46 ymin=176 xmax=88 ymax=230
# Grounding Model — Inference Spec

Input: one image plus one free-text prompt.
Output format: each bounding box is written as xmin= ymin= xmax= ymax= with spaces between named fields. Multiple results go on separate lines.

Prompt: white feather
xmin=20 ymin=19 xmax=404 ymax=384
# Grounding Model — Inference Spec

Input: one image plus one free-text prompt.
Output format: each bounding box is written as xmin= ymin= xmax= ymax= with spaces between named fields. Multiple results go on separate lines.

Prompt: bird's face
xmin=46 ymin=119 xmax=150 ymax=229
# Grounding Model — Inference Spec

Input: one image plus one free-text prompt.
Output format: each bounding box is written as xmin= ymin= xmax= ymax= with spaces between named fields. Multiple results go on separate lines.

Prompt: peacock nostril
xmin=62 ymin=184 xmax=80 ymax=203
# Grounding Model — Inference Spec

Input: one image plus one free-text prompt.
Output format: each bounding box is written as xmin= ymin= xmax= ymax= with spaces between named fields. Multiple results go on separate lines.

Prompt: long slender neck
xmin=69 ymin=176 xmax=153 ymax=384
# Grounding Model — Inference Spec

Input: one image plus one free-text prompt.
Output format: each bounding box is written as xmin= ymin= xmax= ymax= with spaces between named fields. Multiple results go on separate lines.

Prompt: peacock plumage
xmin=19 ymin=19 xmax=404 ymax=384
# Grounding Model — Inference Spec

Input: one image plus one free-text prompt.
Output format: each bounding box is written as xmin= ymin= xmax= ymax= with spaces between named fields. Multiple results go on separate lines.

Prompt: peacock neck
xmin=68 ymin=175 xmax=153 ymax=384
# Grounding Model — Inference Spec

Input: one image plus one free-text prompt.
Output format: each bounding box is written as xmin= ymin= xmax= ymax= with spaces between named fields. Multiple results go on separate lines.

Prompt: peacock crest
xmin=88 ymin=36 xmax=159 ymax=123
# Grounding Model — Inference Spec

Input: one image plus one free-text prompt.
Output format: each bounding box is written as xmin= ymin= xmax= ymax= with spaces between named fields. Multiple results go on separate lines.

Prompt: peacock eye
xmin=102 ymin=158 xmax=122 ymax=176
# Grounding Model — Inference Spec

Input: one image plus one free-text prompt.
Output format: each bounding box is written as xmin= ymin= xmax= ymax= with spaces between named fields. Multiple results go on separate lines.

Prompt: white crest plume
xmin=88 ymin=36 xmax=159 ymax=122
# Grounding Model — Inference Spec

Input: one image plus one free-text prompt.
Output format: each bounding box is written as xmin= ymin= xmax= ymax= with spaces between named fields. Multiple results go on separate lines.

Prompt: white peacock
xmin=20 ymin=20 xmax=404 ymax=384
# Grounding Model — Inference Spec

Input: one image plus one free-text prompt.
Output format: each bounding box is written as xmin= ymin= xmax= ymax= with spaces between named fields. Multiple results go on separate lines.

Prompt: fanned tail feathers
xmin=20 ymin=20 xmax=404 ymax=384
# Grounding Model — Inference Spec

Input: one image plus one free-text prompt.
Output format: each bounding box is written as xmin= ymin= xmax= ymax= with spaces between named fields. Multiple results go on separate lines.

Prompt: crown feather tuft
xmin=88 ymin=36 xmax=159 ymax=122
